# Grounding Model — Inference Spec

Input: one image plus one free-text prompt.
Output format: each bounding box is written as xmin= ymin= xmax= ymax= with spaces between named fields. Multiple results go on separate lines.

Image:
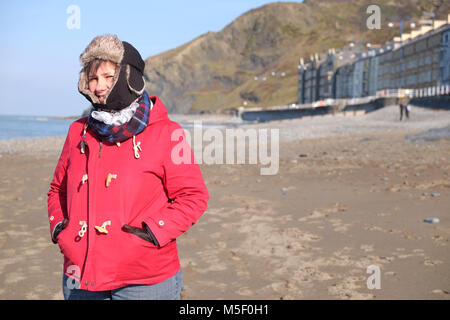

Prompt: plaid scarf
xmin=88 ymin=91 xmax=151 ymax=143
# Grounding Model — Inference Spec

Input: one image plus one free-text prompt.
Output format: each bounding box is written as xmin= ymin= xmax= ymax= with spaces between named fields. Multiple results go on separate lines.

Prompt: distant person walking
xmin=405 ymin=103 xmax=411 ymax=119
xmin=399 ymin=102 xmax=405 ymax=121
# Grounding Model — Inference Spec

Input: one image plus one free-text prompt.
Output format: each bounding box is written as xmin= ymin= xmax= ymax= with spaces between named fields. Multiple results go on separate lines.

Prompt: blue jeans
xmin=62 ymin=269 xmax=183 ymax=300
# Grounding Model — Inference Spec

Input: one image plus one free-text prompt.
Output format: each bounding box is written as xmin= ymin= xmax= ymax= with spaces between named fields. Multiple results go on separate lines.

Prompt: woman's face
xmin=88 ymin=61 xmax=116 ymax=103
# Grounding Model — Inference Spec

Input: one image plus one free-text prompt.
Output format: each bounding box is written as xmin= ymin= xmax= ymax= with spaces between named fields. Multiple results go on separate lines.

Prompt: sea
xmin=0 ymin=115 xmax=233 ymax=140
xmin=0 ymin=115 xmax=75 ymax=140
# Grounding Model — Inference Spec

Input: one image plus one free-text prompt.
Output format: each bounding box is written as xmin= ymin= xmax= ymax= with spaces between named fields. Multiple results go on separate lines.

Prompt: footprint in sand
xmin=4 ymin=271 xmax=27 ymax=284
xmin=236 ymin=287 xmax=253 ymax=296
xmin=424 ymin=259 xmax=443 ymax=266
xmin=298 ymin=203 xmax=347 ymax=223
xmin=432 ymin=289 xmax=450 ymax=295
xmin=360 ymin=244 xmax=374 ymax=253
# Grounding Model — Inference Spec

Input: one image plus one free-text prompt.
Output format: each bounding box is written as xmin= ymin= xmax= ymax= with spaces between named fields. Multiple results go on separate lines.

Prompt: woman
xmin=47 ymin=34 xmax=209 ymax=300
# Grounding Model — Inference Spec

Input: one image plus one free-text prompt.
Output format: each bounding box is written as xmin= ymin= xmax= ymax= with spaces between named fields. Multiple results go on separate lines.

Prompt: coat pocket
xmin=57 ymin=221 xmax=85 ymax=264
xmin=57 ymin=227 xmax=70 ymax=255
xmin=124 ymin=229 xmax=157 ymax=249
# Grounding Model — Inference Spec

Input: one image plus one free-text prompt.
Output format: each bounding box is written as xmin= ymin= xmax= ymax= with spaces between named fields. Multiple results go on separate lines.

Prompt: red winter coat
xmin=47 ymin=96 xmax=209 ymax=291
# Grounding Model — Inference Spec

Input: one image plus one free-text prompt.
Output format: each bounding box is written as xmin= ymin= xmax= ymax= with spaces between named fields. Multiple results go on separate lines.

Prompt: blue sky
xmin=0 ymin=0 xmax=302 ymax=117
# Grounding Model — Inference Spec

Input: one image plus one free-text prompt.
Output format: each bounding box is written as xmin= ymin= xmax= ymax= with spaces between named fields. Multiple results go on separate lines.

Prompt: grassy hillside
xmin=143 ymin=0 xmax=450 ymax=113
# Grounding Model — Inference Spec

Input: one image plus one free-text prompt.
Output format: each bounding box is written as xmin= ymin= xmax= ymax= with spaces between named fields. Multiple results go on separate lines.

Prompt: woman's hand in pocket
xmin=53 ymin=218 xmax=69 ymax=243
xmin=122 ymin=224 xmax=155 ymax=244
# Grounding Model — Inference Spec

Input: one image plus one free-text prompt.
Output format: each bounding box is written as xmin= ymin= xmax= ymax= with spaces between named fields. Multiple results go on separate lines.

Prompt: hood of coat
xmin=148 ymin=96 xmax=169 ymax=125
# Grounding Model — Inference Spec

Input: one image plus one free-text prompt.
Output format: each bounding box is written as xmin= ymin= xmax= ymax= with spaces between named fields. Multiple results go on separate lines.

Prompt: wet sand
xmin=0 ymin=105 xmax=449 ymax=299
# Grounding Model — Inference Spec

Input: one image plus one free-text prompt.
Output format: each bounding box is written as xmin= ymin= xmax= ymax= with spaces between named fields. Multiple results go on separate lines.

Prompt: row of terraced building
xmin=298 ymin=14 xmax=450 ymax=104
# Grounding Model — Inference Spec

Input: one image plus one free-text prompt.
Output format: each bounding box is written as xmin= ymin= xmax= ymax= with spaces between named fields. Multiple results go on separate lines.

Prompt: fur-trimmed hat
xmin=78 ymin=34 xmax=145 ymax=111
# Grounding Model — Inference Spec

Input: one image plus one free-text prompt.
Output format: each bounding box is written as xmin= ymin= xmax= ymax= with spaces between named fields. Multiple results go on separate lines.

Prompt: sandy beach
xmin=0 ymin=105 xmax=449 ymax=300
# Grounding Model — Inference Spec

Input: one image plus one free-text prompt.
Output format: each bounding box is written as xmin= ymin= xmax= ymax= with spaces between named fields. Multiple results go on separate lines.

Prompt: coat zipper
xmin=80 ymin=136 xmax=100 ymax=289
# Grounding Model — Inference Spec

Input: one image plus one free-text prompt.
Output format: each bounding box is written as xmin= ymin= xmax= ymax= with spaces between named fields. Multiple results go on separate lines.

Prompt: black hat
xmin=78 ymin=34 xmax=145 ymax=111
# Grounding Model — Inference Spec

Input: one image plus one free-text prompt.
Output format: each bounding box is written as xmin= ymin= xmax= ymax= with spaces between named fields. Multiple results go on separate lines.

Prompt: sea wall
xmin=409 ymin=95 xmax=450 ymax=110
